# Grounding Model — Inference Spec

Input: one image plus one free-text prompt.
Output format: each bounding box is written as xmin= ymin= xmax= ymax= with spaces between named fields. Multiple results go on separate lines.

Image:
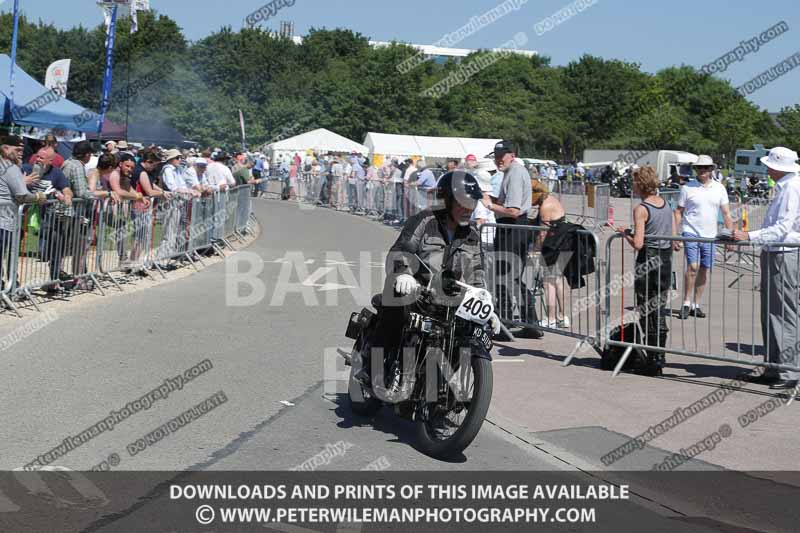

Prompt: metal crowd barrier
xmin=259 ymin=176 xmax=799 ymax=380
xmin=604 ymin=232 xmax=800 ymax=376
xmin=479 ymin=222 xmax=603 ymax=353
xmin=539 ymin=179 xmax=611 ymax=232
xmin=0 ymin=185 xmax=256 ymax=316
xmin=0 ymin=202 xmax=22 ymax=313
xmin=234 ymin=184 xmax=253 ymax=236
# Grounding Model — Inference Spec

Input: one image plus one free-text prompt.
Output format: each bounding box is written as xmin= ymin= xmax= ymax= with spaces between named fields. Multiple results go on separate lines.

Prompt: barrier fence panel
xmin=727 ymin=195 xmax=770 ymax=234
xmin=0 ymin=202 xmax=21 ymax=314
xmin=0 ymin=184 xmax=256 ymax=316
xmin=709 ymin=196 xmax=767 ymax=285
xmin=234 ymin=185 xmax=252 ymax=235
xmin=188 ymin=196 xmax=212 ymax=256
xmin=221 ymin=190 xmax=237 ymax=241
xmin=540 ymin=179 xmax=610 ymax=232
xmin=479 ymin=222 xmax=602 ymax=353
xmin=148 ymin=196 xmax=190 ymax=266
xmin=604 ymin=232 xmax=800 ymax=376
xmin=594 ymin=183 xmax=611 ymax=231
xmin=15 ymin=199 xmax=111 ymax=300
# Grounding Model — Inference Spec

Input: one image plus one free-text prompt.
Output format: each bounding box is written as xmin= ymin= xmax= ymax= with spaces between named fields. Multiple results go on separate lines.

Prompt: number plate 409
xmin=455 ymin=288 xmax=494 ymax=325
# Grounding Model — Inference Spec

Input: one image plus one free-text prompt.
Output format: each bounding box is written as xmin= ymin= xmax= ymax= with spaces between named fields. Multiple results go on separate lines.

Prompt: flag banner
xmin=98 ymin=4 xmax=119 ymax=133
xmin=44 ymin=59 xmax=71 ymax=98
xmin=9 ymin=0 xmax=20 ymax=110
xmin=131 ymin=0 xmax=151 ymax=33
xmin=239 ymin=109 xmax=247 ymax=151
xmin=130 ymin=0 xmax=141 ymax=33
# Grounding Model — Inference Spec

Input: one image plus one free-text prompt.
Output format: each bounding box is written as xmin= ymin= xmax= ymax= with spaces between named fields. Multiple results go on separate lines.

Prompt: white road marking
xmin=301 ymin=267 xmax=336 ymax=286
xmin=316 ymin=283 xmax=358 ymax=292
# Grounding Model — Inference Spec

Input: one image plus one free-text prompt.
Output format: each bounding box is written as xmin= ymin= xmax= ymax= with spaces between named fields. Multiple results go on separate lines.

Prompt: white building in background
xmin=367 ymin=40 xmax=537 ymax=61
xmin=281 ymin=35 xmax=537 ymax=61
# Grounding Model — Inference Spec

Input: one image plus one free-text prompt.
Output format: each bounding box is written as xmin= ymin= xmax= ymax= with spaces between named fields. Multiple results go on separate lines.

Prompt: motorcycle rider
xmin=355 ymin=171 xmax=500 ymax=383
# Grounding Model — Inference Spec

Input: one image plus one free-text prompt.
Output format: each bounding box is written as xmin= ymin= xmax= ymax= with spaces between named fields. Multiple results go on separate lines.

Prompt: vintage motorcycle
xmin=610 ymin=172 xmax=632 ymax=198
xmin=343 ymin=267 xmax=494 ymax=459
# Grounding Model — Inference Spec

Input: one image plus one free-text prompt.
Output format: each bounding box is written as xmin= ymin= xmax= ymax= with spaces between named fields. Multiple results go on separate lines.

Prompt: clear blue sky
xmin=4 ymin=0 xmax=799 ymax=111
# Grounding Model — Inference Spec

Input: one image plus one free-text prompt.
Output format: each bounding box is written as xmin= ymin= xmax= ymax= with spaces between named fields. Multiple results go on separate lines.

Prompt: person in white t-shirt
xmin=472 ymin=165 xmax=496 ymax=247
xmin=673 ymin=155 xmax=733 ymax=319
xmin=204 ymin=152 xmax=236 ymax=191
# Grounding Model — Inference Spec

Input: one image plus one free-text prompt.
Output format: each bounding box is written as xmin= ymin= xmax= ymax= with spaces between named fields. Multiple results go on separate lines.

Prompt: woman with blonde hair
xmin=531 ymin=179 xmax=570 ymax=329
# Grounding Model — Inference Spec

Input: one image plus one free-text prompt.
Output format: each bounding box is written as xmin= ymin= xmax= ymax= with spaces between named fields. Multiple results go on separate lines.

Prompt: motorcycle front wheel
xmin=415 ymin=356 xmax=493 ymax=459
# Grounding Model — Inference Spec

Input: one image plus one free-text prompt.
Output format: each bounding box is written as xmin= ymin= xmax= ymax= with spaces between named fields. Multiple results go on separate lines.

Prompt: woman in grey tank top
xmin=615 ymin=166 xmax=675 ymax=374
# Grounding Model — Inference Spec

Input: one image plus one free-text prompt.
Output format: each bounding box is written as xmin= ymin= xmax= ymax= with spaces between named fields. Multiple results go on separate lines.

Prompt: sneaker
xmin=538 ymin=319 xmax=558 ymax=328
xmin=557 ymin=317 xmax=571 ymax=329
xmin=679 ymin=305 xmax=691 ymax=319
xmin=691 ymin=307 xmax=706 ymax=318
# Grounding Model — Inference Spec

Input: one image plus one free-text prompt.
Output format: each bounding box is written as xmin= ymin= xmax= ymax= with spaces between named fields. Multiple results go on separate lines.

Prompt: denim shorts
xmin=683 ymin=232 xmax=714 ymax=268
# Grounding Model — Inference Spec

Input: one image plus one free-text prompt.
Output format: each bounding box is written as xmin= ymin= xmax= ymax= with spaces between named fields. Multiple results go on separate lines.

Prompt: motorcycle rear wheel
xmin=415 ymin=356 xmax=493 ymax=459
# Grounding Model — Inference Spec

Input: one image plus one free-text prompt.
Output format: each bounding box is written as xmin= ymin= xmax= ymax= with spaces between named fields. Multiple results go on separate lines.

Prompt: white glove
xmin=394 ymin=274 xmax=419 ymax=296
xmin=489 ymin=312 xmax=502 ymax=335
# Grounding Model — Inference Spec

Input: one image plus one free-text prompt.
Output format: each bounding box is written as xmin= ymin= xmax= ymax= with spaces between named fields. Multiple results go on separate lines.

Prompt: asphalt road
xmin=0 ymin=199 xmax=790 ymax=532
xmin=0 ymin=199 xmax=566 ymax=471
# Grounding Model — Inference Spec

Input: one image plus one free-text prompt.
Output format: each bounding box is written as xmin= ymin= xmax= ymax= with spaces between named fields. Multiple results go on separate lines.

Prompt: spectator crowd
xmin=0 ymin=129 xmax=257 ymax=296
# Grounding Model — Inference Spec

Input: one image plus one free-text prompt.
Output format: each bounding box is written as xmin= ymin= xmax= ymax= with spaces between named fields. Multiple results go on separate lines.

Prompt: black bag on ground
xmin=601 ymin=322 xmax=661 ymax=376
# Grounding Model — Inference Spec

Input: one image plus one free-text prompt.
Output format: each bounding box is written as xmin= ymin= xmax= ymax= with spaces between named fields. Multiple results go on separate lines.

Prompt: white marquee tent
xmin=266 ymin=128 xmax=368 ymax=163
xmin=363 ymin=132 xmax=501 ymax=162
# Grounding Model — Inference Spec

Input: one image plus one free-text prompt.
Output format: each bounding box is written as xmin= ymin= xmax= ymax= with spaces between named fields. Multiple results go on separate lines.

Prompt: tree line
xmin=1 ymin=10 xmax=798 ymax=163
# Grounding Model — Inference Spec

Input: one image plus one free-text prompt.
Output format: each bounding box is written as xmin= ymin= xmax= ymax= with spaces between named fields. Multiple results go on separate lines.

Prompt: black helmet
xmin=436 ymin=170 xmax=483 ymax=209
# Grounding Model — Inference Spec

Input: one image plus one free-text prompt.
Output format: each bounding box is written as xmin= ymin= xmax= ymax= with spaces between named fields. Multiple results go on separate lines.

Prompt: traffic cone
xmin=607 ymin=205 xmax=614 ymax=227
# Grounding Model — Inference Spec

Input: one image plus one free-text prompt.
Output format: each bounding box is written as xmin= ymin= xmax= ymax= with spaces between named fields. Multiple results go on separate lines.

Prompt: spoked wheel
xmin=415 ymin=356 xmax=493 ymax=459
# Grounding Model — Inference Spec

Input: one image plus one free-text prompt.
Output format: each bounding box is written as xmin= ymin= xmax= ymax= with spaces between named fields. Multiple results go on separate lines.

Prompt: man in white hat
xmin=160 ymin=148 xmax=198 ymax=197
xmin=734 ymin=147 xmax=800 ymax=390
xmin=674 ymin=155 xmax=733 ymax=319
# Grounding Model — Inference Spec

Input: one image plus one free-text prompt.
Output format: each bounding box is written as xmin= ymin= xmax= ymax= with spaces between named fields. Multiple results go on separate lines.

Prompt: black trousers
xmin=493 ymin=216 xmax=534 ymax=323
xmin=48 ymin=215 xmax=74 ymax=281
xmin=634 ymin=246 xmax=672 ymax=356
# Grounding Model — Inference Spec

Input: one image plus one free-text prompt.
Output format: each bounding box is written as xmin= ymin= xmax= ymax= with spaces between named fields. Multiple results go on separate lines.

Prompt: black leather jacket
xmin=384 ymin=209 xmax=485 ymax=300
